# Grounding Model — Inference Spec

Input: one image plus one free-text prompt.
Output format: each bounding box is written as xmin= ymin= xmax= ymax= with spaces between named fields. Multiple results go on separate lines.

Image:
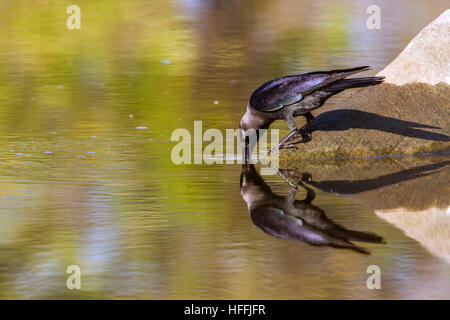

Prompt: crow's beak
xmin=244 ymin=135 xmax=250 ymax=166
xmin=239 ymin=128 xmax=249 ymax=165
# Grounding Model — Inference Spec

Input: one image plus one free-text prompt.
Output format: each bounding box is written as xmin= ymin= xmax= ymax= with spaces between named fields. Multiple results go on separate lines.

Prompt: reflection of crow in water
xmin=240 ymin=164 xmax=384 ymax=254
xmin=296 ymin=161 xmax=450 ymax=195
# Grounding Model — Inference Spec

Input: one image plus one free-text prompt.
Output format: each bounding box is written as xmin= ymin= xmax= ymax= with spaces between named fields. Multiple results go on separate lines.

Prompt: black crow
xmin=239 ymin=66 xmax=384 ymax=156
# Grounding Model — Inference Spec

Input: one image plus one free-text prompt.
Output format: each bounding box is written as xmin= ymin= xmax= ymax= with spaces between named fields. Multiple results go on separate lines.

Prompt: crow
xmin=239 ymin=66 xmax=384 ymax=158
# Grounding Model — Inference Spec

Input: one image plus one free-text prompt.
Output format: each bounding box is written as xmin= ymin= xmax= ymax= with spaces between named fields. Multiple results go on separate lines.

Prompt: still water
xmin=0 ymin=0 xmax=449 ymax=299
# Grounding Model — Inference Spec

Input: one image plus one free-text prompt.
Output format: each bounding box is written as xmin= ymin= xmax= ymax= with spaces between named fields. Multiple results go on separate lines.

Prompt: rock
xmin=377 ymin=10 xmax=450 ymax=85
xmin=279 ymin=82 xmax=450 ymax=160
xmin=376 ymin=208 xmax=450 ymax=264
xmin=280 ymin=156 xmax=449 ymax=211
xmin=280 ymin=10 xmax=450 ymax=160
xmin=277 ymin=11 xmax=450 ymax=160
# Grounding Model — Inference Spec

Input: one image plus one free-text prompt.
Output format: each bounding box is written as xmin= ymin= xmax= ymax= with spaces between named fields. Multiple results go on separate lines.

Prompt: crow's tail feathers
xmin=329 ymin=76 xmax=385 ymax=91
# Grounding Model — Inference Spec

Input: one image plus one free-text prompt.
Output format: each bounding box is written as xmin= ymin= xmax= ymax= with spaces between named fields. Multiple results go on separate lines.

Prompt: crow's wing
xmin=249 ymin=66 xmax=370 ymax=112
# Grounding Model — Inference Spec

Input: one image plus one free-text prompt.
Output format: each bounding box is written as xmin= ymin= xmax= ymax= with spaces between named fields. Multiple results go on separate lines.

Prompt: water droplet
xmin=160 ymin=59 xmax=171 ymax=65
xmin=136 ymin=126 xmax=148 ymax=130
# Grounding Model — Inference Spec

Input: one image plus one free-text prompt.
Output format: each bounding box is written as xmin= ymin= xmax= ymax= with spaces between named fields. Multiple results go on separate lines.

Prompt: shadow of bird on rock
xmin=312 ymin=109 xmax=450 ymax=141
xmin=284 ymin=109 xmax=450 ymax=147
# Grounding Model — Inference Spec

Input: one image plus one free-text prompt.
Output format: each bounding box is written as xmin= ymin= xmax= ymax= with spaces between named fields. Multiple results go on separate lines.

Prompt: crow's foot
xmin=281 ymin=143 xmax=299 ymax=149
xmin=270 ymin=130 xmax=300 ymax=152
xmin=270 ymin=129 xmax=312 ymax=152
xmin=300 ymin=173 xmax=312 ymax=183
xmin=299 ymin=131 xmax=312 ymax=143
xmin=277 ymin=169 xmax=298 ymax=190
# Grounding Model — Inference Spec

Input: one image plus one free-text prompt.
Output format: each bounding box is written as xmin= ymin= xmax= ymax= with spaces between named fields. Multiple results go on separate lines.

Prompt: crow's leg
xmin=297 ymin=181 xmax=315 ymax=203
xmin=297 ymin=112 xmax=314 ymax=140
xmin=277 ymin=169 xmax=298 ymax=190
xmin=282 ymin=112 xmax=314 ymax=147
xmin=270 ymin=113 xmax=302 ymax=151
xmin=271 ymin=130 xmax=312 ymax=151
xmin=285 ymin=113 xmax=299 ymax=132
xmin=304 ymin=112 xmax=315 ymax=124
xmin=271 ymin=128 xmax=312 ymax=151
xmin=289 ymin=112 xmax=315 ymax=142
xmin=286 ymin=188 xmax=297 ymax=205
xmin=270 ymin=130 xmax=301 ymax=152
xmin=270 ymin=112 xmax=315 ymax=151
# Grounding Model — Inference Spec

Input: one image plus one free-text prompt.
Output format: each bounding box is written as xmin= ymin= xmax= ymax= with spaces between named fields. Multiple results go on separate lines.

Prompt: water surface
xmin=0 ymin=0 xmax=449 ymax=299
